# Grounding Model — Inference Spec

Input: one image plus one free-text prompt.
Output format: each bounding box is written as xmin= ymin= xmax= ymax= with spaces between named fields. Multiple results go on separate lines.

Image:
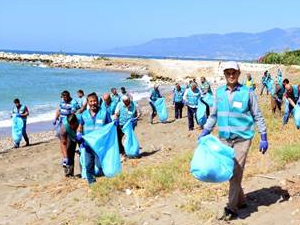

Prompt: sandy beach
xmin=1 ymin=54 xmax=300 ymax=224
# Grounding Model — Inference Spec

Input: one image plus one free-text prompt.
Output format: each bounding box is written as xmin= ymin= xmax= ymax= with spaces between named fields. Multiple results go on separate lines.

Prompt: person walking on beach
xmin=114 ymin=95 xmax=140 ymax=156
xmin=183 ymin=82 xmax=201 ymax=131
xmin=149 ymin=84 xmax=162 ymax=124
xmin=120 ymin=87 xmax=133 ymax=100
xmin=260 ymin=71 xmax=270 ymax=95
xmin=282 ymin=84 xmax=300 ymax=125
xmin=243 ymin=73 xmax=256 ymax=90
xmin=200 ymin=77 xmax=212 ymax=95
xmin=198 ymin=61 xmax=268 ymax=221
xmin=12 ymin=98 xmax=30 ymax=147
xmin=59 ymin=113 xmax=80 ymax=176
xmin=53 ymin=90 xmax=79 ymax=129
xmin=111 ymin=87 xmax=121 ymax=105
xmin=271 ymin=83 xmax=284 ymax=115
xmin=101 ymin=93 xmax=117 ymax=123
xmin=76 ymin=89 xmax=87 ymax=114
xmin=76 ymin=92 xmax=107 ymax=184
xmin=173 ymin=83 xmax=184 ymax=119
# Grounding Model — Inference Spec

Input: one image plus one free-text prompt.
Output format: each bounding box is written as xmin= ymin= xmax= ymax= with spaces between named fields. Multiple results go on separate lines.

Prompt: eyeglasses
xmin=224 ymin=71 xmax=239 ymax=76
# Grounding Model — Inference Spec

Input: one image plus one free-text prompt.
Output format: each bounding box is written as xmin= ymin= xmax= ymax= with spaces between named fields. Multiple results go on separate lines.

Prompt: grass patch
xmin=98 ymin=213 xmax=135 ymax=225
xmin=273 ymin=143 xmax=300 ymax=166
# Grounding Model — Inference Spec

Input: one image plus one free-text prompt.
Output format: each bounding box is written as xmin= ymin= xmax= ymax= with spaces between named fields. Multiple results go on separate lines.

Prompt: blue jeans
xmin=84 ymin=145 xmax=97 ymax=184
xmin=283 ymin=103 xmax=294 ymax=124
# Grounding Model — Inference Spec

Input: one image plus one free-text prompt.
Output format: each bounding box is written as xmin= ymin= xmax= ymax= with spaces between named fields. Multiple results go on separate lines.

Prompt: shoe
xmin=238 ymin=203 xmax=248 ymax=209
xmin=14 ymin=143 xmax=19 ymax=148
xmin=64 ymin=165 xmax=74 ymax=177
xmin=25 ymin=142 xmax=30 ymax=147
xmin=218 ymin=207 xmax=238 ymax=221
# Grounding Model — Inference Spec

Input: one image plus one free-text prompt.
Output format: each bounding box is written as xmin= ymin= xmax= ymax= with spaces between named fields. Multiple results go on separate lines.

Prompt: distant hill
xmin=105 ymin=28 xmax=300 ymax=60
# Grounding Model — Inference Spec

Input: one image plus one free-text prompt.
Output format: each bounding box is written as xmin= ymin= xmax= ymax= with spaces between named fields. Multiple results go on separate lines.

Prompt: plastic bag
xmin=196 ymin=101 xmax=207 ymax=126
xmin=190 ymin=135 xmax=235 ymax=183
xmin=12 ymin=116 xmax=24 ymax=144
xmin=202 ymin=93 xmax=214 ymax=108
xmin=266 ymin=79 xmax=275 ymax=96
xmin=153 ymin=98 xmax=168 ymax=122
xmin=79 ymin=145 xmax=102 ymax=179
xmin=122 ymin=120 xmax=140 ymax=157
xmin=294 ymin=105 xmax=300 ymax=129
xmin=83 ymin=121 xmax=121 ymax=177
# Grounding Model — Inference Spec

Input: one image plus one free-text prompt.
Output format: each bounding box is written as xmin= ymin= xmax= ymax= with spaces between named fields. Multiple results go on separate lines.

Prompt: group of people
xmin=16 ymin=60 xmax=300 ymax=221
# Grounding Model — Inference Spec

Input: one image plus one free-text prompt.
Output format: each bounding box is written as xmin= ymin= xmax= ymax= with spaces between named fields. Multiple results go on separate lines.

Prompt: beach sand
xmin=1 ymin=56 xmax=300 ymax=224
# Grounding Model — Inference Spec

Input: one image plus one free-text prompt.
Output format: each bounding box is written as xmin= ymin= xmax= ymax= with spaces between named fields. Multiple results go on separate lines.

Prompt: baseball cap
xmin=222 ymin=61 xmax=240 ymax=71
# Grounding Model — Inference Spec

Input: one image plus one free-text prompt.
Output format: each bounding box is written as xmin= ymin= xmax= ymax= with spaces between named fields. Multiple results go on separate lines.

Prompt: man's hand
xmin=197 ymin=129 xmax=210 ymax=142
xmin=259 ymin=133 xmax=268 ymax=154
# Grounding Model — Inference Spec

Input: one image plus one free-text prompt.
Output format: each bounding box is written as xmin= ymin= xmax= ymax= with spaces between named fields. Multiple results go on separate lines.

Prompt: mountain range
xmin=105 ymin=28 xmax=300 ymax=60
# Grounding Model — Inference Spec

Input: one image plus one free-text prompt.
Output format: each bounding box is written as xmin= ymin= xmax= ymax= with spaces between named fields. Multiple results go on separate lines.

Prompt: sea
xmin=0 ymin=61 xmax=151 ymax=135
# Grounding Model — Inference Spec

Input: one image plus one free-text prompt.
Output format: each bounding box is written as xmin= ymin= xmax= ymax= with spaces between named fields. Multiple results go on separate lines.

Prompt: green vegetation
xmin=260 ymin=50 xmax=300 ymax=65
xmin=98 ymin=213 xmax=135 ymax=225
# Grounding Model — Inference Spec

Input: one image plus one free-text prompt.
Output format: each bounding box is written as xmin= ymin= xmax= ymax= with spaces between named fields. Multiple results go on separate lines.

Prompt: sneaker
xmin=14 ymin=143 xmax=19 ymax=148
xmin=218 ymin=207 xmax=238 ymax=221
xmin=238 ymin=203 xmax=248 ymax=209
xmin=25 ymin=142 xmax=30 ymax=146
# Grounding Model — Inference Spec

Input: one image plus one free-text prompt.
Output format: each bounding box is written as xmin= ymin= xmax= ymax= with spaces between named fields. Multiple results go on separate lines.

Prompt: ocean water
xmin=0 ymin=61 xmax=150 ymax=128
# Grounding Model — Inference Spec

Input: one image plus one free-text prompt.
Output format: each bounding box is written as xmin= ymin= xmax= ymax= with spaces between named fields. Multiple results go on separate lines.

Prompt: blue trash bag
xmin=266 ymin=79 xmax=275 ymax=95
xmin=79 ymin=145 xmax=102 ymax=179
xmin=153 ymin=98 xmax=168 ymax=122
xmin=121 ymin=120 xmax=140 ymax=157
xmin=202 ymin=93 xmax=214 ymax=108
xmin=190 ymin=135 xmax=235 ymax=183
xmin=12 ymin=116 xmax=24 ymax=144
xmin=82 ymin=121 xmax=121 ymax=178
xmin=294 ymin=105 xmax=300 ymax=129
xmin=196 ymin=101 xmax=207 ymax=126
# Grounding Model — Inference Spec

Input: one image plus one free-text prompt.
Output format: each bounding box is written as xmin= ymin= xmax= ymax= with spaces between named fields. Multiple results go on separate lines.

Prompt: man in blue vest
xmin=172 ymin=83 xmax=184 ymax=119
xmin=59 ymin=113 xmax=79 ymax=177
xmin=283 ymin=84 xmax=300 ymax=125
xmin=149 ymin=84 xmax=162 ymax=124
xmin=12 ymin=98 xmax=30 ymax=147
xmin=111 ymin=87 xmax=121 ymax=104
xmin=76 ymin=89 xmax=87 ymax=114
xmin=101 ymin=93 xmax=118 ymax=123
xmin=183 ymin=82 xmax=201 ymax=130
xmin=76 ymin=92 xmax=107 ymax=184
xmin=198 ymin=61 xmax=268 ymax=221
xmin=114 ymin=95 xmax=140 ymax=155
xmin=53 ymin=90 xmax=79 ymax=131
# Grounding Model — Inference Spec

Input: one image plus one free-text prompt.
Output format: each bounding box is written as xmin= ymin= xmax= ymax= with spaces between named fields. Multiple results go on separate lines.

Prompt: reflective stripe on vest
xmin=186 ymin=88 xmax=200 ymax=107
xmin=82 ymin=108 xmax=106 ymax=135
xmin=216 ymin=85 xmax=254 ymax=140
xmin=118 ymin=101 xmax=136 ymax=126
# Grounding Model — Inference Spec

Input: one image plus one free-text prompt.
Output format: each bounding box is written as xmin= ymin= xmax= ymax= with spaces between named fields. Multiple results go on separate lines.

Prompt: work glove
xmin=197 ymin=129 xmax=210 ymax=142
xmin=259 ymin=133 xmax=268 ymax=154
xmin=114 ymin=119 xmax=119 ymax=126
xmin=76 ymin=132 xmax=83 ymax=143
xmin=52 ymin=119 xmax=57 ymax=126
xmin=16 ymin=113 xmax=21 ymax=117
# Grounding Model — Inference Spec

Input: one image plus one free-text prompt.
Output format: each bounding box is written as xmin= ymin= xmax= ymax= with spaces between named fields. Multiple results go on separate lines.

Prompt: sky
xmin=0 ymin=0 xmax=299 ymax=53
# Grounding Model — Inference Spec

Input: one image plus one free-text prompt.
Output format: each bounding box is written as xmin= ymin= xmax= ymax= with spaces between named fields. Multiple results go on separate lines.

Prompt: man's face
xmin=200 ymin=77 xmax=205 ymax=83
xmin=15 ymin=102 xmax=21 ymax=108
xmin=103 ymin=95 xmax=111 ymax=105
xmin=176 ymin=84 xmax=180 ymax=90
xmin=247 ymin=74 xmax=251 ymax=79
xmin=112 ymin=89 xmax=117 ymax=95
xmin=123 ymin=99 xmax=130 ymax=107
xmin=77 ymin=92 xmax=83 ymax=98
xmin=224 ymin=69 xmax=240 ymax=86
xmin=62 ymin=94 xmax=69 ymax=102
xmin=87 ymin=96 xmax=99 ymax=112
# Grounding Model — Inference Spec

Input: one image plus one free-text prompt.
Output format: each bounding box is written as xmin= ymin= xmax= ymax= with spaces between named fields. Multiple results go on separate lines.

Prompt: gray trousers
xmin=221 ymin=138 xmax=252 ymax=212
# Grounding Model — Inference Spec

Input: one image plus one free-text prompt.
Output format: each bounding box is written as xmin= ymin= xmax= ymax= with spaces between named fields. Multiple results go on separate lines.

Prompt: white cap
xmin=122 ymin=95 xmax=129 ymax=101
xmin=222 ymin=61 xmax=240 ymax=71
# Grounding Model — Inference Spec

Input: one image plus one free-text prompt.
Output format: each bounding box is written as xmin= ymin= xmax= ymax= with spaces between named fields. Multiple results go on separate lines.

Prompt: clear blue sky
xmin=0 ymin=0 xmax=299 ymax=53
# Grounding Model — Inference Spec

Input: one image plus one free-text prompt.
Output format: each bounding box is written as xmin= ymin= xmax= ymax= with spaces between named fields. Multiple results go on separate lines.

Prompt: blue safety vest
xmin=186 ymin=87 xmax=200 ymax=107
xmin=12 ymin=105 xmax=27 ymax=122
xmin=118 ymin=101 xmax=137 ymax=126
xmin=101 ymin=101 xmax=117 ymax=123
xmin=216 ymin=85 xmax=254 ymax=140
xmin=77 ymin=97 xmax=86 ymax=108
xmin=59 ymin=99 xmax=79 ymax=119
xmin=81 ymin=108 xmax=107 ymax=135
xmin=173 ymin=88 xmax=184 ymax=103
xmin=111 ymin=94 xmax=121 ymax=104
